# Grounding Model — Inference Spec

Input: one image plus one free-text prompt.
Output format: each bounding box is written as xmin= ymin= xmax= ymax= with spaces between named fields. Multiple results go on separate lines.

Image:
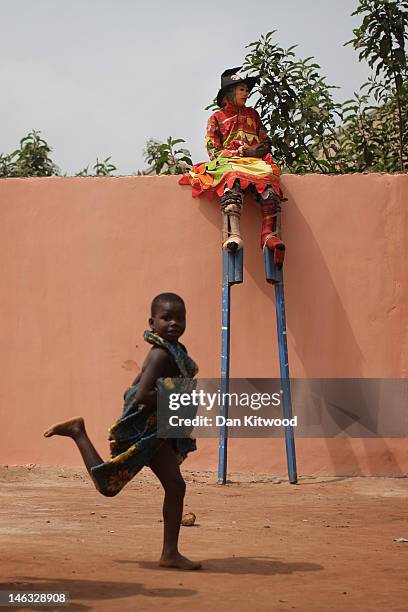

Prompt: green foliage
xmin=345 ymin=0 xmax=408 ymax=171
xmin=332 ymin=81 xmax=408 ymax=172
xmin=143 ymin=137 xmax=193 ymax=175
xmin=0 ymin=132 xmax=117 ymax=177
xmin=346 ymin=0 xmax=407 ymax=84
xmin=76 ymin=157 xmax=117 ymax=176
xmin=0 ymin=130 xmax=60 ymax=177
xmin=215 ymin=2 xmax=407 ymax=174
xmin=0 ymin=153 xmax=16 ymax=177
xmin=243 ymin=31 xmax=343 ymax=173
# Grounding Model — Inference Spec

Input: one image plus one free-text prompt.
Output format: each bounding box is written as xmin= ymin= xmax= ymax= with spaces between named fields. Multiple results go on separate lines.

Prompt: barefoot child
xmin=44 ymin=292 xmax=201 ymax=571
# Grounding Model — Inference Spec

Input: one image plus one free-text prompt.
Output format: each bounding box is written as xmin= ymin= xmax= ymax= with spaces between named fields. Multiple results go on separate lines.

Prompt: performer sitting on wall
xmin=179 ymin=66 xmax=285 ymax=264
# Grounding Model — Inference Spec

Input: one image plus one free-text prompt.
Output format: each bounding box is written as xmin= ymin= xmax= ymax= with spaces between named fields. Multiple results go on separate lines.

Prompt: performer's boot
xmin=221 ymin=185 xmax=244 ymax=252
xmin=260 ymin=187 xmax=285 ymax=266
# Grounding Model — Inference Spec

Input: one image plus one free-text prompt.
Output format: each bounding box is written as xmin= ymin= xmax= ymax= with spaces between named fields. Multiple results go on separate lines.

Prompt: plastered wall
xmin=0 ymin=174 xmax=407 ymax=476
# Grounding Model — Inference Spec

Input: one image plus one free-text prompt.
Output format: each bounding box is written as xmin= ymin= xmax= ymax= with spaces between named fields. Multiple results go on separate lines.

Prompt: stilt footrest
xmin=264 ymin=248 xmax=282 ymax=285
xmin=224 ymin=249 xmax=243 ymax=285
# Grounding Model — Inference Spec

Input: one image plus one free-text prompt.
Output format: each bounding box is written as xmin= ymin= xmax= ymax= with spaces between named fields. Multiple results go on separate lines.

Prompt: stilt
xmin=218 ymin=249 xmax=243 ymax=484
xmin=264 ymin=248 xmax=298 ymax=484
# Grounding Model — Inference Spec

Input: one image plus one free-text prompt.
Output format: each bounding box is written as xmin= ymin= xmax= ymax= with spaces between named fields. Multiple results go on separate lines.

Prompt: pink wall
xmin=0 ymin=174 xmax=407 ymax=476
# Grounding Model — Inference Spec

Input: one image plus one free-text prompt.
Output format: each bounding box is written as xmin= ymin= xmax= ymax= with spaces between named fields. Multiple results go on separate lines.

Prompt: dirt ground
xmin=0 ymin=466 xmax=407 ymax=612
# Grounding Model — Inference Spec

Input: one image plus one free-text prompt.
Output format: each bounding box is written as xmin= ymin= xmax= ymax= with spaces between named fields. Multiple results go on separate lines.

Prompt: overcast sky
xmin=0 ymin=0 xmax=371 ymax=175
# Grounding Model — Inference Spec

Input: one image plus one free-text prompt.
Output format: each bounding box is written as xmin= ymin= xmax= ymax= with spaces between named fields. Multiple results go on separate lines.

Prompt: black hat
xmin=216 ymin=66 xmax=258 ymax=107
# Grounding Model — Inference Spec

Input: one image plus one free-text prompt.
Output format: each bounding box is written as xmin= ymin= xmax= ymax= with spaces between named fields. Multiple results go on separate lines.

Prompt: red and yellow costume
xmin=179 ymin=65 xmax=285 ymax=261
xmin=179 ymin=100 xmax=282 ymax=199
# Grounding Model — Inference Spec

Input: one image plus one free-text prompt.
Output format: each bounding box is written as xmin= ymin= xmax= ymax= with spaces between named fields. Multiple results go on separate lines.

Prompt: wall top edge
xmin=0 ymin=172 xmax=406 ymax=183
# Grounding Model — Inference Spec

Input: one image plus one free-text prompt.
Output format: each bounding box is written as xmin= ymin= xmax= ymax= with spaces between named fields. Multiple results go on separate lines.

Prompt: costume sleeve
xmin=205 ymin=114 xmax=223 ymax=160
xmin=220 ymin=144 xmax=243 ymax=157
xmin=206 ymin=114 xmax=243 ymax=159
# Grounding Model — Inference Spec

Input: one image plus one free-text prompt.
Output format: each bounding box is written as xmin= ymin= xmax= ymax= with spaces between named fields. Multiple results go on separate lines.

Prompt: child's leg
xmin=149 ymin=441 xmax=201 ymax=570
xmin=44 ymin=418 xmax=103 ymax=484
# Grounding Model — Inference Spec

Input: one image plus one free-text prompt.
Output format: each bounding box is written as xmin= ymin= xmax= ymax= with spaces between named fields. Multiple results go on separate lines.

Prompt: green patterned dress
xmin=91 ymin=331 xmax=198 ymax=496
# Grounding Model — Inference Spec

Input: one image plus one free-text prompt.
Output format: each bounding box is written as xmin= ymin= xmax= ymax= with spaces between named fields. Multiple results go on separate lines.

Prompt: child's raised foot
xmin=44 ymin=417 xmax=85 ymax=439
xmin=159 ymin=553 xmax=202 ymax=571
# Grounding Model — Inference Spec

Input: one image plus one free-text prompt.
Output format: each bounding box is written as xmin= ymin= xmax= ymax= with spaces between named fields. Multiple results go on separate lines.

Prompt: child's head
xmin=149 ymin=293 xmax=186 ymax=343
xmin=222 ymin=83 xmax=249 ymax=108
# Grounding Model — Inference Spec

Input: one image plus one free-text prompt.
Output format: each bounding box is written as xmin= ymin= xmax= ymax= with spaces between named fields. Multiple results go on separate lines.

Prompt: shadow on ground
xmin=131 ymin=556 xmax=323 ymax=575
xmin=1 ymin=578 xmax=196 ymax=610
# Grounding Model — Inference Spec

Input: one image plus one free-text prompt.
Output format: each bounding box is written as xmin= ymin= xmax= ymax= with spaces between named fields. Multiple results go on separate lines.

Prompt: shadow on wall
xmin=198 ymin=181 xmax=405 ymax=476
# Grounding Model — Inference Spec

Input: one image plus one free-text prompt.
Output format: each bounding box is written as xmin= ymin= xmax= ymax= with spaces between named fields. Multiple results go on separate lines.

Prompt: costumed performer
xmin=179 ymin=66 xmax=285 ymax=264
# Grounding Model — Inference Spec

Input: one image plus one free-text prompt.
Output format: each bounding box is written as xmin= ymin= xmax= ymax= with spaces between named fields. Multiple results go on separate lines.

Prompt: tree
xmin=143 ymin=137 xmax=192 ymax=175
xmin=345 ymin=0 xmax=408 ymax=171
xmin=223 ymin=1 xmax=407 ymax=173
xmin=0 ymin=130 xmax=60 ymax=177
xmin=243 ymin=32 xmax=343 ymax=173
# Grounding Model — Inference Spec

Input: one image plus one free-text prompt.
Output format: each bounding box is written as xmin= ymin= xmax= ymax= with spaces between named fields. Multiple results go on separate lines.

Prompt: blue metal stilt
xmin=264 ymin=249 xmax=298 ymax=484
xmin=218 ymin=249 xmax=243 ymax=484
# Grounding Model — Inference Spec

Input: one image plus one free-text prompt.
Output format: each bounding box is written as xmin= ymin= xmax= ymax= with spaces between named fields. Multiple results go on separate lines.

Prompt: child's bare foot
xmin=44 ymin=417 xmax=85 ymax=439
xmin=159 ymin=552 xmax=202 ymax=571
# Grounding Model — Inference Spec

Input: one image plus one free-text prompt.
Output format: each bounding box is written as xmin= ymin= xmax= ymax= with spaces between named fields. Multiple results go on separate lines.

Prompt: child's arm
xmin=132 ymin=348 xmax=169 ymax=408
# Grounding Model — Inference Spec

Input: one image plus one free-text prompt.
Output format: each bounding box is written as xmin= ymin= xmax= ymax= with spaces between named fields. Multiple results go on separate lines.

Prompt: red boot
xmin=260 ymin=200 xmax=285 ymax=266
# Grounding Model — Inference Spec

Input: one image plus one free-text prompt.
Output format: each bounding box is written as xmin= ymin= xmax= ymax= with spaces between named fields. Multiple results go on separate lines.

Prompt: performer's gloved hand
xmin=242 ymin=143 xmax=270 ymax=158
xmin=255 ymin=143 xmax=271 ymax=157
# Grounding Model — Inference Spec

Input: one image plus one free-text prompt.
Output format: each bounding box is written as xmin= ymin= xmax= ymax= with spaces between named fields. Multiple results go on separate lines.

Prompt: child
xmin=179 ymin=67 xmax=285 ymax=263
xmin=44 ymin=292 xmax=201 ymax=571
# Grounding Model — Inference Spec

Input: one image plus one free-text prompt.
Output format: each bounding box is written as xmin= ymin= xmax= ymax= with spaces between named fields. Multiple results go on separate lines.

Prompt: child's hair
xmin=151 ymin=293 xmax=185 ymax=316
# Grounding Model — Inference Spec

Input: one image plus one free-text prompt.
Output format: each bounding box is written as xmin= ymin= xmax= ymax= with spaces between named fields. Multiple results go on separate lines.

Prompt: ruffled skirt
xmin=179 ymin=153 xmax=282 ymax=199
